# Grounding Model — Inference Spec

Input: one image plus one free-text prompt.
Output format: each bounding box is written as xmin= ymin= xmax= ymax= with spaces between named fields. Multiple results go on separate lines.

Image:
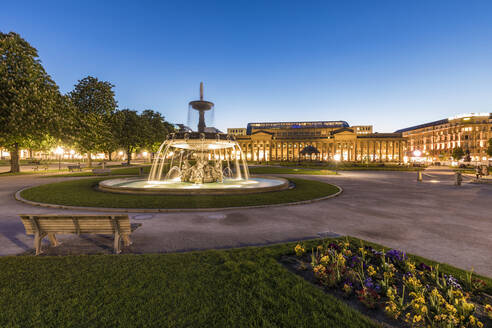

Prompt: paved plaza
xmin=0 ymin=168 xmax=491 ymax=277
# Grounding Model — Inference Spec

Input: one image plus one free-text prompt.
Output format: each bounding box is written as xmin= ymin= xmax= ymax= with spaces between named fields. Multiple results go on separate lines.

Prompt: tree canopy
xmin=69 ymin=76 xmax=117 ymax=165
xmin=0 ymin=32 xmax=65 ymax=172
xmin=140 ymin=109 xmax=174 ymax=153
xmin=451 ymin=147 xmax=465 ymax=161
xmin=111 ymin=109 xmax=144 ymax=165
xmin=487 ymin=138 xmax=492 ymax=158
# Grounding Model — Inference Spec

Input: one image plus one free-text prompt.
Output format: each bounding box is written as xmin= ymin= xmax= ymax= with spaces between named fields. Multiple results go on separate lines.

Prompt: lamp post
xmin=333 ymin=153 xmax=341 ymax=174
xmin=413 ymin=150 xmax=423 ymax=181
xmin=54 ymin=147 xmax=64 ymax=171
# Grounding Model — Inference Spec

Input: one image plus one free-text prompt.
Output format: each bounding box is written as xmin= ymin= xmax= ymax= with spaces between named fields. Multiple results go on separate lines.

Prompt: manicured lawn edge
xmin=17 ymin=177 xmax=342 ymax=211
xmin=1 ymin=237 xmax=489 ymax=327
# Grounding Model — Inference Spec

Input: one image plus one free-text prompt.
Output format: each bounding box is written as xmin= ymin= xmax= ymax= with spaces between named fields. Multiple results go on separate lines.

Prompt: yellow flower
xmin=367 ymin=265 xmax=377 ymax=276
xmin=413 ymin=314 xmax=422 ymax=323
xmin=469 ymin=315 xmax=476 ymax=325
xmin=477 ymin=321 xmax=483 ymax=328
xmin=320 ymin=255 xmax=330 ymax=264
xmin=294 ymin=244 xmax=305 ymax=256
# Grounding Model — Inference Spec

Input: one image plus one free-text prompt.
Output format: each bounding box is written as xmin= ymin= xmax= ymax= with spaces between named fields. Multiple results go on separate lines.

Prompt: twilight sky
xmin=2 ymin=0 xmax=492 ymax=132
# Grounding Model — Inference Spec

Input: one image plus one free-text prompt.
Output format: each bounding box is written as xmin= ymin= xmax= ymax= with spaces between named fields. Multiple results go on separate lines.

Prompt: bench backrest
xmin=19 ymin=215 xmax=131 ymax=235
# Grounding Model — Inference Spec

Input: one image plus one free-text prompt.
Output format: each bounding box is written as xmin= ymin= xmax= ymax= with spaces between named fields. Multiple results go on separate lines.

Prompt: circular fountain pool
xmin=98 ymin=176 xmax=289 ymax=195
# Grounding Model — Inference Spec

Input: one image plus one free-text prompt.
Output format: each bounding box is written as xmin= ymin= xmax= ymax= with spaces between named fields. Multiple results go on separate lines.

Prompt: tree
xmin=111 ymin=109 xmax=144 ymax=165
xmin=0 ymin=32 xmax=64 ymax=172
xmin=300 ymin=145 xmax=320 ymax=162
xmin=451 ymin=147 xmax=465 ymax=161
xmin=69 ymin=76 xmax=117 ymax=166
xmin=140 ymin=109 xmax=174 ymax=160
xmin=487 ymin=138 xmax=492 ymax=158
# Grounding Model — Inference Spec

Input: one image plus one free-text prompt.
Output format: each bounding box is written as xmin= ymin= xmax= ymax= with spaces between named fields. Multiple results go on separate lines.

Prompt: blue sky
xmin=2 ymin=0 xmax=492 ymax=132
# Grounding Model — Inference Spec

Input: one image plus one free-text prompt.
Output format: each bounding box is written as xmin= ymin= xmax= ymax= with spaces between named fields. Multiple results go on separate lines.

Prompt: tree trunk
xmin=29 ymin=148 xmax=33 ymax=159
xmin=10 ymin=144 xmax=20 ymax=173
xmin=127 ymin=147 xmax=132 ymax=165
xmin=88 ymin=152 xmax=93 ymax=168
xmin=108 ymin=152 xmax=112 ymax=161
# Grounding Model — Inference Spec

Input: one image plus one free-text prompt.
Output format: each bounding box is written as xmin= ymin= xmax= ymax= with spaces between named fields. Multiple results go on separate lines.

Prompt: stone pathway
xmin=1 ymin=168 xmax=491 ymax=277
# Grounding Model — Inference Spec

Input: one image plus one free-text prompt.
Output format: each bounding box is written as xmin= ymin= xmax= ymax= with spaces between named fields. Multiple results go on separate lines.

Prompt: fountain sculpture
xmin=99 ymin=83 xmax=288 ymax=195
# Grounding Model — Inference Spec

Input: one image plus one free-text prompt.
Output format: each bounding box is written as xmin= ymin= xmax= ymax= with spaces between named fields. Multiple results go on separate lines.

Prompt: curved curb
xmin=14 ymin=184 xmax=343 ymax=213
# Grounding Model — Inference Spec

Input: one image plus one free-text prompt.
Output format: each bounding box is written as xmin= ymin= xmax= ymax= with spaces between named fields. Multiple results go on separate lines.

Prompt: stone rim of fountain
xmin=98 ymin=175 xmax=290 ymax=195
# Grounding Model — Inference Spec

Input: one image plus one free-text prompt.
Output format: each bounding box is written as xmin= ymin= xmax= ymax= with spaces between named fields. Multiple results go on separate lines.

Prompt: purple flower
xmin=349 ymin=255 xmax=360 ymax=268
xmin=328 ymin=243 xmax=340 ymax=251
xmin=386 ymin=249 xmax=407 ymax=262
xmin=364 ymin=277 xmax=374 ymax=289
xmin=446 ymin=275 xmax=462 ymax=290
xmin=417 ymin=262 xmax=431 ymax=271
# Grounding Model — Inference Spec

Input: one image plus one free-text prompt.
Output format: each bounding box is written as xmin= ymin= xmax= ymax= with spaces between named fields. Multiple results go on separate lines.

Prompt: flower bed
xmin=289 ymin=240 xmax=492 ymax=327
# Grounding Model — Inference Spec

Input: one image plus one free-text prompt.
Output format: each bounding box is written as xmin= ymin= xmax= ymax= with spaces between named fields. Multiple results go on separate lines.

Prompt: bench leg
xmin=48 ymin=233 xmax=60 ymax=247
xmin=113 ymin=231 xmax=122 ymax=254
xmin=122 ymin=234 xmax=132 ymax=246
xmin=34 ymin=232 xmax=47 ymax=255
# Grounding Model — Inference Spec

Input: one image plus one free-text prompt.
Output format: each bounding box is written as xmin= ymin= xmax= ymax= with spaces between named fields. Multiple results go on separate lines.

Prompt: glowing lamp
xmin=54 ymin=147 xmax=64 ymax=155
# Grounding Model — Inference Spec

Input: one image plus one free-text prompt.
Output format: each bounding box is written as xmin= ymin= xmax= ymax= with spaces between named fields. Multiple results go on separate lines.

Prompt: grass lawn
xmin=20 ymin=177 xmax=340 ymax=209
xmin=248 ymin=166 xmax=336 ymax=175
xmin=42 ymin=165 xmax=151 ymax=178
xmin=250 ymin=162 xmax=421 ymax=171
xmin=1 ymin=237 xmax=489 ymax=328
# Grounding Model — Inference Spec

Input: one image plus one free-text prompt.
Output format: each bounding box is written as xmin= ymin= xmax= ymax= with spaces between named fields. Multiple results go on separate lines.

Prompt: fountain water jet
xmin=98 ymin=83 xmax=288 ymax=195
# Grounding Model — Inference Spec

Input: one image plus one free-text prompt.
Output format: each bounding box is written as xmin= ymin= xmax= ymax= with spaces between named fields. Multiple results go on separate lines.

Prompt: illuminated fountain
xmin=99 ymin=83 xmax=288 ymax=195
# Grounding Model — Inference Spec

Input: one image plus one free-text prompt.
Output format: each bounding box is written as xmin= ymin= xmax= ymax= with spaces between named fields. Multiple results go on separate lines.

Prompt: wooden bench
xmin=19 ymin=214 xmax=132 ymax=255
xmin=92 ymin=168 xmax=111 ymax=174
xmin=67 ymin=164 xmax=82 ymax=172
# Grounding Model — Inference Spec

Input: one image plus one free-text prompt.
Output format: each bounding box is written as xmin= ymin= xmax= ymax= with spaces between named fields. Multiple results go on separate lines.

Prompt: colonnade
xmin=237 ymin=139 xmax=407 ymax=162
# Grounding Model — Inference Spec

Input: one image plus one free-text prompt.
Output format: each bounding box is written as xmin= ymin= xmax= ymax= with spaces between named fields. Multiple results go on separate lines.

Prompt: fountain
xmin=99 ymin=83 xmax=288 ymax=195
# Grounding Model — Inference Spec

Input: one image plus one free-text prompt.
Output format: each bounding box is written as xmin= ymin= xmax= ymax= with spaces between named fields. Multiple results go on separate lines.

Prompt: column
xmin=392 ymin=141 xmax=395 ymax=162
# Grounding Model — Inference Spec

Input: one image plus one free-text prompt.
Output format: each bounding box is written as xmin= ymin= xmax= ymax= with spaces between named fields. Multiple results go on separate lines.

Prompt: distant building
xmin=227 ymin=128 xmax=247 ymax=136
xmin=231 ymin=120 xmax=406 ymax=162
xmin=396 ymin=113 xmax=492 ymax=161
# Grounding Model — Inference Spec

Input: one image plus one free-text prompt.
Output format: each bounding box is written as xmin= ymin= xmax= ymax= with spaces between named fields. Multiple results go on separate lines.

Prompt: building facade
xmin=230 ymin=121 xmax=407 ymax=162
xmin=396 ymin=113 xmax=492 ymax=162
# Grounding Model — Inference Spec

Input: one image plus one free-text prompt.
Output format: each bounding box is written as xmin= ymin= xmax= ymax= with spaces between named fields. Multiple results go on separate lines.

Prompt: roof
xmin=358 ymin=133 xmax=403 ymax=139
xmin=246 ymin=120 xmax=349 ymax=135
xmin=331 ymin=127 xmax=354 ymax=135
xmin=395 ymin=119 xmax=448 ymax=133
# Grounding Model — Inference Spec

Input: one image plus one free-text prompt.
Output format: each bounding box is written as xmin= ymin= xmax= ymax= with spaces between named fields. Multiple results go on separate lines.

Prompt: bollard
xmin=454 ymin=171 xmax=462 ymax=186
xmin=139 ymin=167 xmax=144 ymax=176
xmin=417 ymin=170 xmax=423 ymax=182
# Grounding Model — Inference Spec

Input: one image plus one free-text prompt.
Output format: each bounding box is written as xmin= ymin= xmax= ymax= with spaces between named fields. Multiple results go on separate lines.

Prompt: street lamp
xmin=54 ymin=146 xmax=64 ymax=171
xmin=333 ymin=153 xmax=341 ymax=174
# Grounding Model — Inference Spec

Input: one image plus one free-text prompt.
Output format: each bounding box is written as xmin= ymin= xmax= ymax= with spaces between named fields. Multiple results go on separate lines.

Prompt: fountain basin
xmin=98 ymin=176 xmax=290 ymax=195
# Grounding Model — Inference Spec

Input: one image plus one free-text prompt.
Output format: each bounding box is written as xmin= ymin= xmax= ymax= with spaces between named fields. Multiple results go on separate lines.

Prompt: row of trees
xmin=0 ymin=32 xmax=173 ymax=172
xmin=451 ymin=143 xmax=492 ymax=162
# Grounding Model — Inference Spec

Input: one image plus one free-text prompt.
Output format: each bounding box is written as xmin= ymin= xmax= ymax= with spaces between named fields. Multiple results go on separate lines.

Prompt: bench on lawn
xmin=67 ymin=164 xmax=82 ymax=172
xmin=33 ymin=165 xmax=49 ymax=172
xmin=92 ymin=168 xmax=111 ymax=174
xmin=19 ymin=214 xmax=132 ymax=255
xmin=29 ymin=160 xmax=41 ymax=165
xmin=121 ymin=162 xmax=130 ymax=166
